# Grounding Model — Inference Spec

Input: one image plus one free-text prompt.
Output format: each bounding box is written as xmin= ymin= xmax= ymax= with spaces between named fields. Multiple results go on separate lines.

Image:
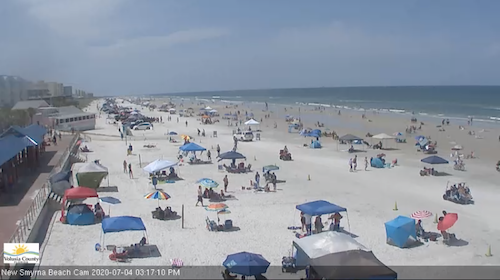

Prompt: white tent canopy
xmin=372 ymin=133 xmax=396 ymax=140
xmin=209 ymin=109 xmax=218 ymax=113
xmin=78 ymin=162 xmax=109 ymax=173
xmin=244 ymin=119 xmax=260 ymax=125
xmin=293 ymin=231 xmax=369 ymax=261
xmin=143 ymin=159 xmax=178 ymax=174
xmin=204 ymin=106 xmax=213 ymax=110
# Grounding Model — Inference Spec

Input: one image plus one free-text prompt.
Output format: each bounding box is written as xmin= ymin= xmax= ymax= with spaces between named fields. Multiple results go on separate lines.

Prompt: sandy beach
xmin=39 ymin=98 xmax=500 ymax=279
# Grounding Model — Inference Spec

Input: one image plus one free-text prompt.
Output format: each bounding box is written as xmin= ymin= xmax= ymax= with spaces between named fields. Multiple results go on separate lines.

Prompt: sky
xmin=0 ymin=0 xmax=499 ymax=96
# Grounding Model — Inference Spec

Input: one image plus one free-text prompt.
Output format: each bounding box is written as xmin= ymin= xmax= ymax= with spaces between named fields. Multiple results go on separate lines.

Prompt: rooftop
xmin=11 ymin=100 xmax=50 ymax=110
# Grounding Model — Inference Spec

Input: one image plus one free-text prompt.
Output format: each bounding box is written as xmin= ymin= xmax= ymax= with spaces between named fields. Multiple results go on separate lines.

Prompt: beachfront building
xmin=33 ymin=106 xmax=96 ymax=131
xmin=0 ymin=125 xmax=47 ymax=194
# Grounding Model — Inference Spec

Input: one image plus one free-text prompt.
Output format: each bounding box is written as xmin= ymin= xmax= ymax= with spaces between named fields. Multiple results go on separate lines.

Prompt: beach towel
xmin=171 ymin=258 xmax=183 ymax=268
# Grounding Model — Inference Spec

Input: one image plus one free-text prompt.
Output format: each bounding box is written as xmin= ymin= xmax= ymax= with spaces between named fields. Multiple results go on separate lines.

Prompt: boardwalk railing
xmin=8 ymin=133 xmax=81 ymax=244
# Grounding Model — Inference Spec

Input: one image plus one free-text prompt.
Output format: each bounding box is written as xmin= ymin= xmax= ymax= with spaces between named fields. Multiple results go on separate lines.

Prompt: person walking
xmin=123 ymin=160 xmax=127 ymax=173
xmin=128 ymin=163 xmax=133 ymax=178
xmin=255 ymin=172 xmax=260 ymax=186
xmin=216 ymin=144 xmax=221 ymax=157
xmin=207 ymin=150 xmax=212 ymax=161
xmin=223 ymin=175 xmax=229 ymax=192
xmin=353 ymin=155 xmax=358 ymax=171
xmin=364 ymin=157 xmax=369 ymax=171
xmin=196 ymin=186 xmax=204 ymax=207
xmin=349 ymin=158 xmax=353 ymax=172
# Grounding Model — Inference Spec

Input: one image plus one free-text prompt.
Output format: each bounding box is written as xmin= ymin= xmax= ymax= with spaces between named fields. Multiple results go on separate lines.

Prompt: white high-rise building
xmin=0 ymin=75 xmax=28 ymax=107
xmin=46 ymin=82 xmax=64 ymax=97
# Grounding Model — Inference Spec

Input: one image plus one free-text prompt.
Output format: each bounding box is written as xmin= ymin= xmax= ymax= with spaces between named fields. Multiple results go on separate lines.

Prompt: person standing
xmin=353 ymin=155 xmax=358 ymax=171
xmin=304 ymin=213 xmax=312 ymax=235
xmin=196 ymin=186 xmax=204 ymax=207
xmin=123 ymin=160 xmax=127 ymax=173
xmin=364 ymin=157 xmax=368 ymax=171
xmin=223 ymin=175 xmax=229 ymax=192
xmin=128 ymin=163 xmax=133 ymax=178
xmin=207 ymin=150 xmax=212 ymax=161
xmin=255 ymin=172 xmax=260 ymax=186
xmin=349 ymin=158 xmax=353 ymax=172
xmin=271 ymin=173 xmax=277 ymax=191
xmin=216 ymin=144 xmax=221 ymax=157
xmin=152 ymin=175 xmax=158 ymax=189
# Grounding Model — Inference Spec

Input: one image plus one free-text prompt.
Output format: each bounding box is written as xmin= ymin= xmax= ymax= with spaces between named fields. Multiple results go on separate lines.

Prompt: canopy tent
xmin=204 ymin=106 xmax=213 ymax=110
xmin=421 ymin=155 xmax=449 ymax=165
xmin=385 ymin=216 xmax=417 ymax=248
xmin=372 ymin=133 xmax=396 ymax=140
xmin=75 ymin=162 xmax=109 ymax=189
xmin=309 ymin=250 xmax=397 ymax=280
xmin=296 ymin=200 xmax=347 ymax=216
xmin=179 ymin=142 xmax=206 ymax=152
xmin=143 ymin=159 xmax=178 ymax=174
xmin=296 ymin=200 xmax=351 ymax=234
xmin=339 ymin=134 xmax=363 ymax=142
xmin=310 ymin=140 xmax=321 ymax=149
xmin=66 ymin=204 xmax=95 ymax=226
xmin=300 ymin=129 xmax=321 ymax=138
xmin=244 ymin=119 xmax=260 ymax=125
xmin=101 ymin=216 xmax=147 ymax=246
xmin=49 ymin=171 xmax=71 ymax=185
xmin=51 ymin=180 xmax=72 ymax=196
xmin=218 ymin=151 xmax=246 ymax=161
xmin=61 ymin=187 xmax=99 ymax=219
xmin=209 ymin=109 xmax=218 ymax=113
xmin=293 ymin=231 xmax=368 ymax=267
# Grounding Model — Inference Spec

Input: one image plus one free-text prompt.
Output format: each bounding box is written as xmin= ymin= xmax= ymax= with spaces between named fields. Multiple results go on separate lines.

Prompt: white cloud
xmin=89 ymin=28 xmax=231 ymax=58
xmin=23 ymin=0 xmax=125 ymax=43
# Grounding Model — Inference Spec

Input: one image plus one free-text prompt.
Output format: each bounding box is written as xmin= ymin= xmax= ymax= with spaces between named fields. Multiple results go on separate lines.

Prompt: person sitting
xmin=94 ymin=203 xmax=104 ymax=220
xmin=222 ymin=268 xmax=237 ymax=279
xmin=208 ymin=188 xmax=215 ymax=198
xmin=203 ymin=188 xmax=210 ymax=198
xmin=238 ymin=162 xmax=245 ymax=170
xmin=284 ymin=145 xmax=288 ymax=154
xmin=139 ymin=237 xmax=147 ymax=246
xmin=415 ymin=220 xmax=426 ymax=237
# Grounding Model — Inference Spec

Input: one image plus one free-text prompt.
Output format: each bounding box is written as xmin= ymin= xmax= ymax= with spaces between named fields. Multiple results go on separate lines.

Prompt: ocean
xmin=158 ymin=86 xmax=500 ymax=125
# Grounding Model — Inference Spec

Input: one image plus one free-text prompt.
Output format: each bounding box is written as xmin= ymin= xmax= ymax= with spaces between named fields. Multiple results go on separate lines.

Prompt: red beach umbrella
xmin=437 ymin=213 xmax=458 ymax=231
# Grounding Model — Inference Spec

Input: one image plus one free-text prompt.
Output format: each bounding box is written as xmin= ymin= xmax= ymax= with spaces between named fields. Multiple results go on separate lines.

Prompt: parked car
xmin=234 ymin=131 xmax=254 ymax=141
xmin=133 ymin=122 xmax=153 ymax=130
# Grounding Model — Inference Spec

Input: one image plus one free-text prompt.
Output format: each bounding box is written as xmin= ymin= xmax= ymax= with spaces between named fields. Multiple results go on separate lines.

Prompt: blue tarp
xmin=421 ymin=156 xmax=449 ymax=165
xmin=102 ymin=216 xmax=146 ymax=233
xmin=385 ymin=216 xmax=417 ymax=248
xmin=179 ymin=142 xmax=206 ymax=152
xmin=296 ymin=200 xmax=347 ymax=216
xmin=0 ymin=135 xmax=29 ymax=166
xmin=371 ymin=158 xmax=385 ymax=168
xmin=310 ymin=141 xmax=321 ymax=149
xmin=218 ymin=151 xmax=246 ymax=161
xmin=223 ymin=252 xmax=270 ymax=276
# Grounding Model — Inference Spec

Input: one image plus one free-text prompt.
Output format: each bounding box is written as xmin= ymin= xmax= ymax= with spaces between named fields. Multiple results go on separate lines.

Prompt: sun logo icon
xmin=13 ymin=244 xmax=29 ymax=255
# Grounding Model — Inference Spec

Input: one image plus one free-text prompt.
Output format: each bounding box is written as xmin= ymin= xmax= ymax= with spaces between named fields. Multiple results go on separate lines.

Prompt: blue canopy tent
xmin=421 ymin=155 xmax=449 ymax=165
xmin=167 ymin=131 xmax=177 ymax=135
xmin=101 ymin=216 xmax=147 ymax=246
xmin=179 ymin=142 xmax=206 ymax=152
xmin=223 ymin=252 xmax=271 ymax=276
xmin=67 ymin=204 xmax=95 ymax=225
xmin=310 ymin=140 xmax=322 ymax=149
xmin=384 ymin=216 xmax=417 ymax=248
xmin=296 ymin=200 xmax=351 ymax=235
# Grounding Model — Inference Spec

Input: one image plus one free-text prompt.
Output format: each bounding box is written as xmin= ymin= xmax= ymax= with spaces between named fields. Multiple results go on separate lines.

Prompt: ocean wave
xmin=3 ymin=251 xmax=39 ymax=257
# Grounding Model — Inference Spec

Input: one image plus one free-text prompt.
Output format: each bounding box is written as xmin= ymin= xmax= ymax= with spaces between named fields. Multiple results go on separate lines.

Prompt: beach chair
xmin=206 ymin=217 xmax=217 ymax=231
xmin=224 ymin=220 xmax=233 ymax=230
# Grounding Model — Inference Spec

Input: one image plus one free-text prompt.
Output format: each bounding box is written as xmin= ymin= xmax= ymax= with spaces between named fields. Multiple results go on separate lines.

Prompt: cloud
xmin=89 ymin=28 xmax=231 ymax=58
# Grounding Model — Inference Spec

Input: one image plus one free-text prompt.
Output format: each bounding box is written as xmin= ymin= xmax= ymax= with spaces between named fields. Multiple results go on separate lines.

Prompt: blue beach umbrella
xmin=196 ymin=178 xmax=219 ymax=189
xmin=223 ymin=252 xmax=270 ymax=276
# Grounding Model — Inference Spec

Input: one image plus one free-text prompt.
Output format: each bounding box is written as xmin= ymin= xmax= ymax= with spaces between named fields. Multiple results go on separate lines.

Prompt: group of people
xmin=300 ymin=212 xmax=343 ymax=235
xmin=348 ymin=155 xmax=369 ymax=172
xmin=445 ymin=183 xmax=472 ymax=201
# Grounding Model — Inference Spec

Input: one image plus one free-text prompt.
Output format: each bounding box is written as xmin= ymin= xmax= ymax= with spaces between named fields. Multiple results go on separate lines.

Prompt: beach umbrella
xmin=393 ymin=132 xmax=403 ymax=136
xmin=218 ymin=209 xmax=231 ymax=215
xmin=437 ymin=213 xmax=458 ymax=231
xmin=223 ymin=252 xmax=270 ymax=276
xmin=167 ymin=131 xmax=177 ymax=135
xmin=205 ymin=203 xmax=228 ymax=211
xmin=197 ymin=178 xmax=219 ymax=189
xmin=410 ymin=210 xmax=432 ymax=219
xmin=262 ymin=165 xmax=279 ymax=173
xmin=144 ymin=190 xmax=171 ymax=206
xmin=451 ymin=145 xmax=463 ymax=151
xmin=100 ymin=196 xmax=121 ymax=204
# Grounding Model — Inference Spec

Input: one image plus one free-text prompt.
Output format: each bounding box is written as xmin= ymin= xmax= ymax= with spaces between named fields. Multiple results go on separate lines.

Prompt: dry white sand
xmin=39 ymin=99 xmax=500 ymax=278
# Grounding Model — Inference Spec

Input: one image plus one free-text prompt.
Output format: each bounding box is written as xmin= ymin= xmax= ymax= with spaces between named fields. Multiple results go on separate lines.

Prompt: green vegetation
xmin=75 ymin=97 xmax=97 ymax=109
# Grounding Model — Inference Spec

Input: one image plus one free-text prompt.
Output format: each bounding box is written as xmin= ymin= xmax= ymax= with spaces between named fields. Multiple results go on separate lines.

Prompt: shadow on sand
xmin=97 ymin=186 xmax=119 ymax=192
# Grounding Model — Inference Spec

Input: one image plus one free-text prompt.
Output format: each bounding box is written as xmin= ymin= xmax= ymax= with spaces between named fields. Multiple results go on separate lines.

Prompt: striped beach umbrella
xmin=205 ymin=203 xmax=228 ymax=211
xmin=410 ymin=210 xmax=432 ymax=219
xmin=144 ymin=190 xmax=171 ymax=206
xmin=197 ymin=178 xmax=219 ymax=189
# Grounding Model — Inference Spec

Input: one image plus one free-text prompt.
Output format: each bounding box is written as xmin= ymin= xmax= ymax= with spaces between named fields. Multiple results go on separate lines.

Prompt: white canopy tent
xmin=143 ymin=159 xmax=178 ymax=174
xmin=372 ymin=133 xmax=396 ymax=140
xmin=204 ymin=106 xmax=213 ymax=110
xmin=293 ymin=231 xmax=369 ymax=267
xmin=244 ymin=119 xmax=260 ymax=125
xmin=209 ymin=109 xmax=218 ymax=113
